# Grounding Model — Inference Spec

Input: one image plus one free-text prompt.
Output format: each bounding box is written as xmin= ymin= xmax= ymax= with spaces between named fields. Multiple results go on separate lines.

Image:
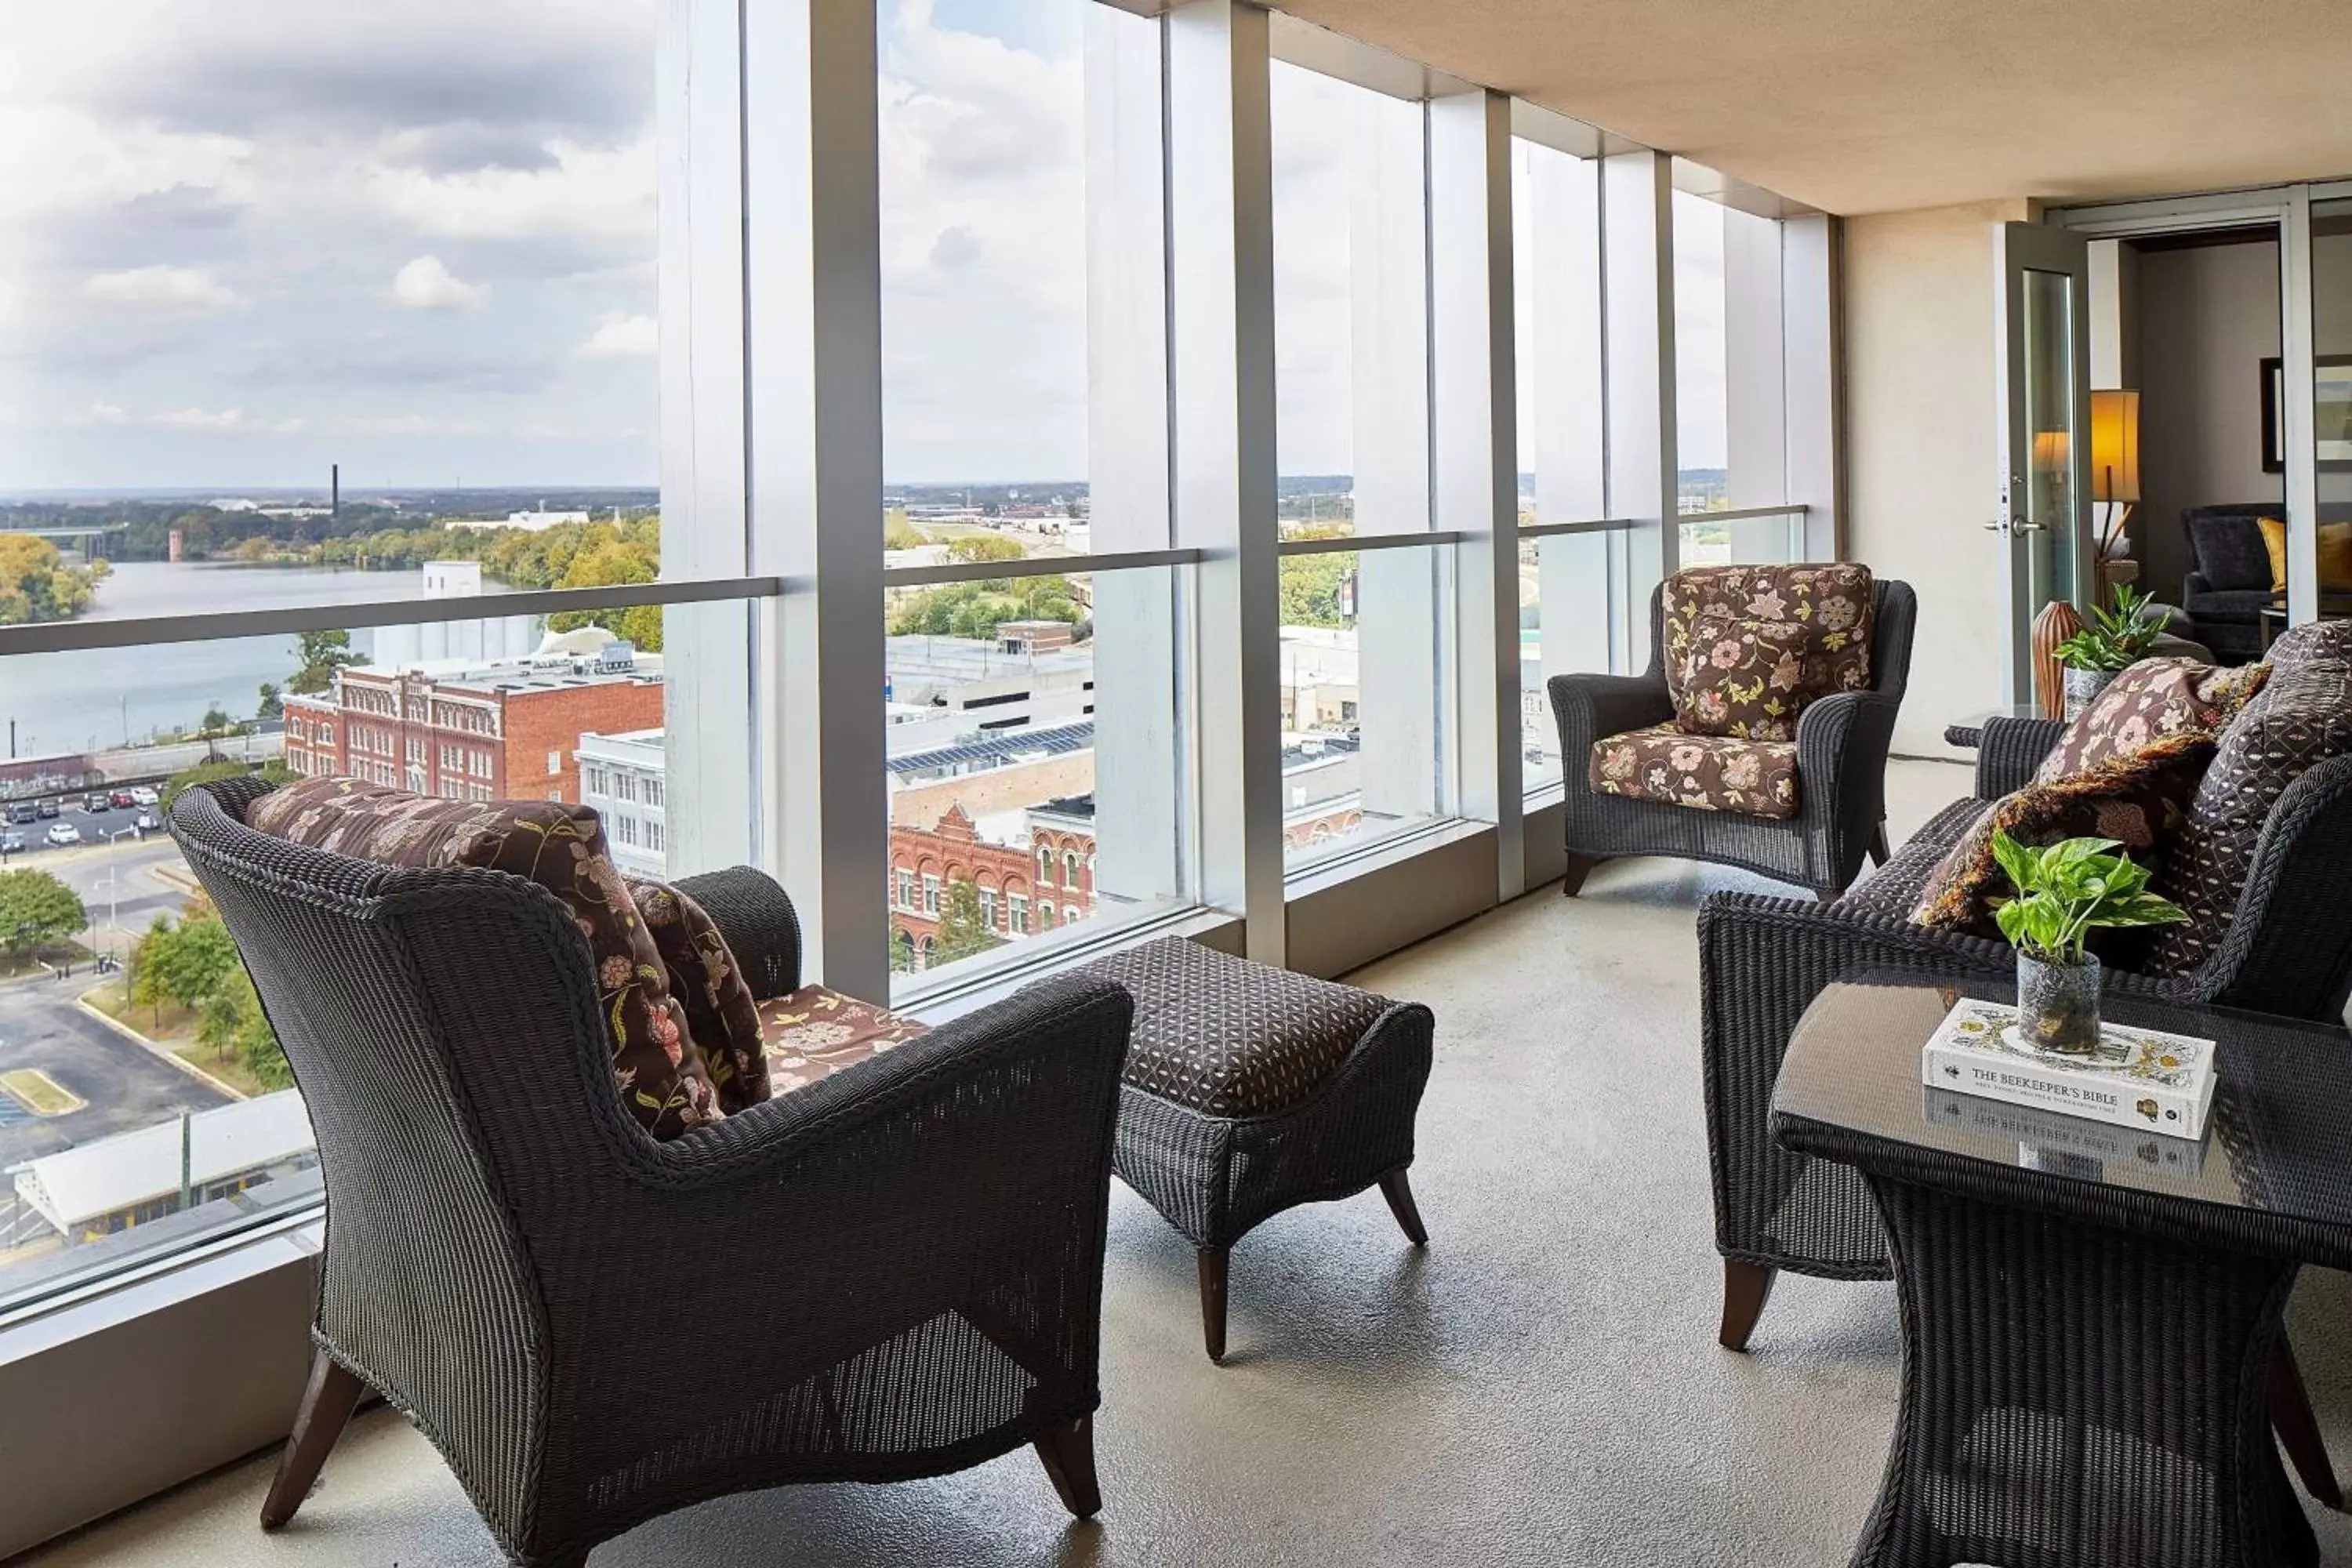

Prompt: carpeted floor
xmin=27 ymin=759 xmax=2352 ymax=1566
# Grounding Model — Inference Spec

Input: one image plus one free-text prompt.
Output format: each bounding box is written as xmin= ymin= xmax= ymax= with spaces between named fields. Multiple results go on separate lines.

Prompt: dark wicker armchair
xmin=1697 ymin=715 xmax=2352 ymax=1353
xmin=1548 ymin=576 xmax=1917 ymax=900
xmin=170 ymin=777 xmax=1134 ymax=1568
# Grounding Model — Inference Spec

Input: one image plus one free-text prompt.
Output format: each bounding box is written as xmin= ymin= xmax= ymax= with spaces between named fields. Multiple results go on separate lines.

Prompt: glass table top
xmin=1773 ymin=977 xmax=2352 ymax=1236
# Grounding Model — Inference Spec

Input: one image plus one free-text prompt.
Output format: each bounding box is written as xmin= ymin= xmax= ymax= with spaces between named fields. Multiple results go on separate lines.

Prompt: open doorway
xmin=2087 ymin=208 xmax=2352 ymax=663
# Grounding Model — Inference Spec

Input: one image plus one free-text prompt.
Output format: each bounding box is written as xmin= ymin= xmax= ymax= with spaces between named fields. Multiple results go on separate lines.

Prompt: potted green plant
xmin=1990 ymin=831 xmax=2187 ymax=1054
xmin=2050 ymin=584 xmax=2165 ymax=717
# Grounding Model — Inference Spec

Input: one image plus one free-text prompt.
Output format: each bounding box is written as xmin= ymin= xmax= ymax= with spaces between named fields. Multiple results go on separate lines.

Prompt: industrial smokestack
xmin=332 ymin=463 xmax=340 ymax=518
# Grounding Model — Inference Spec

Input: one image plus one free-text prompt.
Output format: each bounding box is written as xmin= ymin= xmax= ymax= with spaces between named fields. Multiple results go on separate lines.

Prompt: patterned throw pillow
xmin=757 ymin=985 xmax=929 ymax=1095
xmin=1912 ymin=729 xmax=2212 ymax=936
xmin=1674 ymin=613 xmax=1830 ymax=739
xmin=2146 ymin=655 xmax=2352 ymax=975
xmin=247 ymin=775 xmax=728 ymax=1140
xmin=1661 ymin=563 xmax=1873 ymax=705
xmin=2269 ymin=619 xmax=2352 ymax=669
xmin=627 ymin=879 xmax=770 ymax=1115
xmin=2034 ymin=657 xmax=2271 ymax=782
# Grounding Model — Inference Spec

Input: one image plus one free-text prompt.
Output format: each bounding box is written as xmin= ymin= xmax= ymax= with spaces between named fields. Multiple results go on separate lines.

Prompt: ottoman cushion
xmin=1076 ymin=937 xmax=1392 ymax=1118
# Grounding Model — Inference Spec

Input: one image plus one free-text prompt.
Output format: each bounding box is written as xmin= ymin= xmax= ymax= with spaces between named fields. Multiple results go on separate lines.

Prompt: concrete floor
xmin=26 ymin=759 xmax=2352 ymax=1567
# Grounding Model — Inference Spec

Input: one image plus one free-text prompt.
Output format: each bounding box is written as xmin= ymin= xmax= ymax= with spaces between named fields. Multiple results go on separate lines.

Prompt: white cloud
xmin=368 ymin=136 xmax=653 ymax=245
xmin=80 ymin=264 xmax=238 ymax=312
xmin=87 ymin=401 xmax=128 ymax=423
xmin=576 ymin=310 xmax=655 ymax=359
xmin=151 ymin=406 xmax=303 ymax=434
xmin=388 ymin=254 xmax=487 ymax=312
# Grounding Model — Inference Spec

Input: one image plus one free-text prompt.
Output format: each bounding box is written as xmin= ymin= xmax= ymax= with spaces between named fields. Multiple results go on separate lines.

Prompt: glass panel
xmin=877 ymin=0 xmax=1163 ymax=564
xmin=1271 ymin=63 xmax=1429 ymax=541
xmin=1673 ymin=184 xmax=1793 ymax=562
xmin=0 ymin=5 xmax=662 ymax=622
xmin=884 ymin=564 xmax=1190 ymax=996
xmin=1672 ymin=190 xmax=1732 ymax=520
xmin=2311 ymin=200 xmax=2352 ymax=587
xmin=2021 ymin=267 xmax=2080 ymax=619
xmin=1280 ymin=546 xmax=1449 ymax=866
xmin=0 ymin=598 xmax=748 ymax=1308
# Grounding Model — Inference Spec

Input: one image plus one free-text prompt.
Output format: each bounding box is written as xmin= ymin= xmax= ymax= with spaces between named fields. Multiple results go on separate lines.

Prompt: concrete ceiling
xmin=1274 ymin=0 xmax=2352 ymax=216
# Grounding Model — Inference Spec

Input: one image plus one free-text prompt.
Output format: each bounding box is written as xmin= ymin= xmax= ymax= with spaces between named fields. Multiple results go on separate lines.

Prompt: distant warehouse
xmin=7 ymin=1092 xmax=317 ymax=1242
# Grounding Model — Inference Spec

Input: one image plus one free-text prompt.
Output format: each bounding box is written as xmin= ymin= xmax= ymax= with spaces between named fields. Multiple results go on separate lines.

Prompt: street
xmin=4 ymin=831 xmax=198 ymax=961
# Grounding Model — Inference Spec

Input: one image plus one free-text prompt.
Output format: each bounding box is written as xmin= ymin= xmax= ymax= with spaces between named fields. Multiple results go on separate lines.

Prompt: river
xmin=3 ymin=562 xmax=517 ymax=760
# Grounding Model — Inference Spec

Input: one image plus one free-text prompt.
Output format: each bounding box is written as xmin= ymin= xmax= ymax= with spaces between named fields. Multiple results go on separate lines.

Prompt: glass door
xmin=1994 ymin=222 xmax=2093 ymax=706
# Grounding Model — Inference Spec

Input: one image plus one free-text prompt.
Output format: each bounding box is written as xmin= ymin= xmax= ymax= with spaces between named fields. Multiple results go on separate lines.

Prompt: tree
xmin=199 ymin=706 xmax=233 ymax=737
xmin=549 ymin=537 xmax=664 ymax=652
xmin=1278 ymin=552 xmax=1353 ymax=630
xmin=0 ymin=532 xmax=103 ymax=626
xmin=256 ymin=681 xmax=283 ymax=720
xmin=161 ymin=758 xmax=294 ymax=810
xmin=139 ymin=910 xmax=240 ymax=1014
xmin=931 ymin=877 xmax=1003 ymax=966
xmin=239 ymin=994 xmax=292 ymax=1090
xmin=883 ymin=508 xmax=927 ymax=552
xmin=947 ymin=534 xmax=1026 ymax=564
xmin=287 ymin=628 xmax=361 ymax=695
xmin=0 ymin=869 xmax=85 ymax=959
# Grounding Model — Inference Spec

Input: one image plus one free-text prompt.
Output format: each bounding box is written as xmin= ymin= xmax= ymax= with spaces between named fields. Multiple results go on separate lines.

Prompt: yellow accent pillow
xmin=2258 ymin=516 xmax=2352 ymax=590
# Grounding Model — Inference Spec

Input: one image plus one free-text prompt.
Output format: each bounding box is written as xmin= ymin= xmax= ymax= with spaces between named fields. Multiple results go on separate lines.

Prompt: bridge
xmin=2 ymin=523 xmax=131 ymax=558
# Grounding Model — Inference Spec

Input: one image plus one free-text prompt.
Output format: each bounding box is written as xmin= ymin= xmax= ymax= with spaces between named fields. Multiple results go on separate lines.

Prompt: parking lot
xmin=0 ymin=790 xmax=166 ymax=862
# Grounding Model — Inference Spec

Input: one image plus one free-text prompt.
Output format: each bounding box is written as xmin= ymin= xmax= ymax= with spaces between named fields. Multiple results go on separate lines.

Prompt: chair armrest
xmin=2181 ymin=755 xmax=2352 ymax=1021
xmin=2183 ymin=570 xmax=2214 ymax=604
xmin=1548 ymin=672 xmax=1674 ymax=786
xmin=1973 ymin=716 xmax=2065 ymax=800
xmin=674 ymin=865 xmax=801 ymax=1000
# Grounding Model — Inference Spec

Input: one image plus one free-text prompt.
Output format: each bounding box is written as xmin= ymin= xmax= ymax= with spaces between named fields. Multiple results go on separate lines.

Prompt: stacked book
xmin=1919 ymin=996 xmax=2217 ymax=1142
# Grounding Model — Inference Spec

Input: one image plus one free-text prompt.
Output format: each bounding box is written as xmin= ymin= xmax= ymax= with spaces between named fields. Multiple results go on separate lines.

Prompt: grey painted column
xmin=1168 ymin=0 xmax=1285 ymax=964
xmin=1429 ymin=88 xmax=1523 ymax=898
xmin=1602 ymin=147 xmax=1677 ymax=672
xmin=742 ymin=0 xmax=888 ymax=1002
xmin=656 ymin=0 xmax=755 ymax=878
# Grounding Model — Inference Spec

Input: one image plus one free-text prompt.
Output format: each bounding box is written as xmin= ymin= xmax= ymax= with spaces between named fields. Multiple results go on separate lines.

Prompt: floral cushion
xmin=1674 ymin=613 xmax=1832 ymax=740
xmin=757 ymin=985 xmax=930 ymax=1094
xmin=2147 ymin=654 xmax=2352 ymax=975
xmin=626 ymin=879 xmax=770 ymax=1115
xmin=1589 ymin=723 xmax=1799 ymax=820
xmin=1661 ymin=563 xmax=1873 ymax=706
xmin=2034 ymin=657 xmax=2270 ymax=781
xmin=245 ymin=775 xmax=728 ymax=1140
xmin=1912 ymin=729 xmax=2213 ymax=937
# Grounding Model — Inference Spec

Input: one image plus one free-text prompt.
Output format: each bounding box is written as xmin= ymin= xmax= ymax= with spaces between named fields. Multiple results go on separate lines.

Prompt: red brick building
xmin=283 ymin=657 xmax=663 ymax=805
xmin=888 ymin=800 xmax=1097 ymax=971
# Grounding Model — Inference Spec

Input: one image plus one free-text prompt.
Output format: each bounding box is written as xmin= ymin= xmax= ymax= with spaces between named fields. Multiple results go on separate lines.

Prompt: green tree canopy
xmin=161 ymin=759 xmax=294 ymax=810
xmin=137 ymin=909 xmax=241 ymax=1013
xmin=287 ymin=628 xmax=362 ymax=695
xmin=931 ymin=877 xmax=1003 ymax=967
xmin=0 ymin=532 xmax=105 ymax=627
xmin=0 ymin=869 xmax=85 ymax=956
xmin=947 ymin=534 xmax=1027 ymax=564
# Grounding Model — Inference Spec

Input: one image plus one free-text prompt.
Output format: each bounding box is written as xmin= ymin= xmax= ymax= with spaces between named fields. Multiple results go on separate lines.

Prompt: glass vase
xmin=2016 ymin=950 xmax=2102 ymax=1055
xmin=2062 ymin=666 xmax=2118 ymax=720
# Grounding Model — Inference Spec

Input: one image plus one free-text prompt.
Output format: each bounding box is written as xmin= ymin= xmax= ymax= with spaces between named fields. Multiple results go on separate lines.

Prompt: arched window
xmin=1038 ymin=901 xmax=1055 ymax=928
xmin=1064 ymin=848 xmax=1080 ymax=885
xmin=1037 ymin=845 xmax=1054 ymax=883
xmin=919 ymin=936 xmax=938 ymax=971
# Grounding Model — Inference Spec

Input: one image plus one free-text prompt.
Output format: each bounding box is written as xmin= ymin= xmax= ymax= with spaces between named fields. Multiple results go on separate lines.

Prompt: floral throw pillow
xmin=2034 ymin=656 xmax=2270 ymax=782
xmin=628 ymin=879 xmax=770 ymax=1116
xmin=246 ymin=775 xmax=728 ymax=1140
xmin=757 ymin=985 xmax=930 ymax=1095
xmin=1913 ymin=728 xmax=2212 ymax=937
xmin=1661 ymin=563 xmax=1874 ymax=705
xmin=1674 ymin=613 xmax=1828 ymax=739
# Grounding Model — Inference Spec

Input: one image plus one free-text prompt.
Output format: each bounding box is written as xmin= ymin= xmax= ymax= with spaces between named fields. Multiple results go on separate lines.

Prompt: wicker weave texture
xmin=172 ymin=782 xmax=1131 ymax=1568
xmin=1550 ymin=579 xmax=1916 ymax=895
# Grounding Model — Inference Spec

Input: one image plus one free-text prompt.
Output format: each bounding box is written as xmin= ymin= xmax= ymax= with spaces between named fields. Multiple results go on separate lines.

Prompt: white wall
xmin=2131 ymin=239 xmax=2282 ymax=601
xmin=1842 ymin=200 xmax=2031 ymax=756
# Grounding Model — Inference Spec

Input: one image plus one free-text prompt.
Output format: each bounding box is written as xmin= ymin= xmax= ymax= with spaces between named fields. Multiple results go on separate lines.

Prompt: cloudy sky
xmin=0 ymin=0 xmax=1726 ymax=495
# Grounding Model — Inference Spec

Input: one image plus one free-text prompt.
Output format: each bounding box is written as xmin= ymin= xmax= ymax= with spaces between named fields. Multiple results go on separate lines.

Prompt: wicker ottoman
xmin=1073 ymin=937 xmax=1435 ymax=1362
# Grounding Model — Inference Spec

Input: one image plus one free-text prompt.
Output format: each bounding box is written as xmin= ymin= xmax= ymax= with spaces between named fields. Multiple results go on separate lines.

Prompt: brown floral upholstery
xmin=1912 ymin=729 xmax=2213 ymax=936
xmin=247 ymin=775 xmax=729 ymax=1139
xmin=1662 ymin=563 xmax=1873 ymax=710
xmin=1674 ymin=613 xmax=1831 ymax=739
xmin=628 ymin=879 xmax=770 ymax=1115
xmin=2147 ymin=654 xmax=2352 ymax=975
xmin=1589 ymin=722 xmax=1799 ymax=820
xmin=2035 ymin=656 xmax=2270 ymax=781
xmin=757 ymin=985 xmax=930 ymax=1094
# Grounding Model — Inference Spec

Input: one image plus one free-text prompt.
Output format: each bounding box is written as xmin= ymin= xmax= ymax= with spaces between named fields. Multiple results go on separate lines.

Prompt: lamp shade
xmin=2031 ymin=430 xmax=2070 ymax=474
xmin=2090 ymin=388 xmax=2141 ymax=504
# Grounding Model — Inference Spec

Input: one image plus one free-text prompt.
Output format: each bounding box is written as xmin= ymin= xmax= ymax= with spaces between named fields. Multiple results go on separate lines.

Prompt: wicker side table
xmin=1773 ymin=979 xmax=2352 ymax=1568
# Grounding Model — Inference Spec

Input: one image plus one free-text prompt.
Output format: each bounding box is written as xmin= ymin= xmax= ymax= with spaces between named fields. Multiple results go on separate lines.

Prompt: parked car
xmin=129 ymin=786 xmax=160 ymax=807
xmin=45 ymin=822 xmax=81 ymax=847
xmin=5 ymin=801 xmax=34 ymax=826
xmin=109 ymin=789 xmax=137 ymax=809
xmin=36 ymin=798 xmax=59 ymax=818
xmin=0 ymin=831 xmax=24 ymax=855
xmin=83 ymin=793 xmax=109 ymax=812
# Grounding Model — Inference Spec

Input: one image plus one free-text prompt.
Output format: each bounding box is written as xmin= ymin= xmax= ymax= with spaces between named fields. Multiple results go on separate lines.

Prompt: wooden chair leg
xmin=1196 ymin=1247 xmax=1229 ymax=1363
xmin=1560 ymin=852 xmax=1598 ymax=897
xmin=1868 ymin=823 xmax=1892 ymax=867
xmin=1718 ymin=1259 xmax=1777 ymax=1352
xmin=2273 ymin=1338 xmax=2344 ymax=1509
xmin=1813 ymin=887 xmax=1843 ymax=906
xmin=261 ymin=1351 xmax=366 ymax=1529
xmin=1033 ymin=1415 xmax=1102 ymax=1520
xmin=1378 ymin=1168 xmax=1429 ymax=1247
